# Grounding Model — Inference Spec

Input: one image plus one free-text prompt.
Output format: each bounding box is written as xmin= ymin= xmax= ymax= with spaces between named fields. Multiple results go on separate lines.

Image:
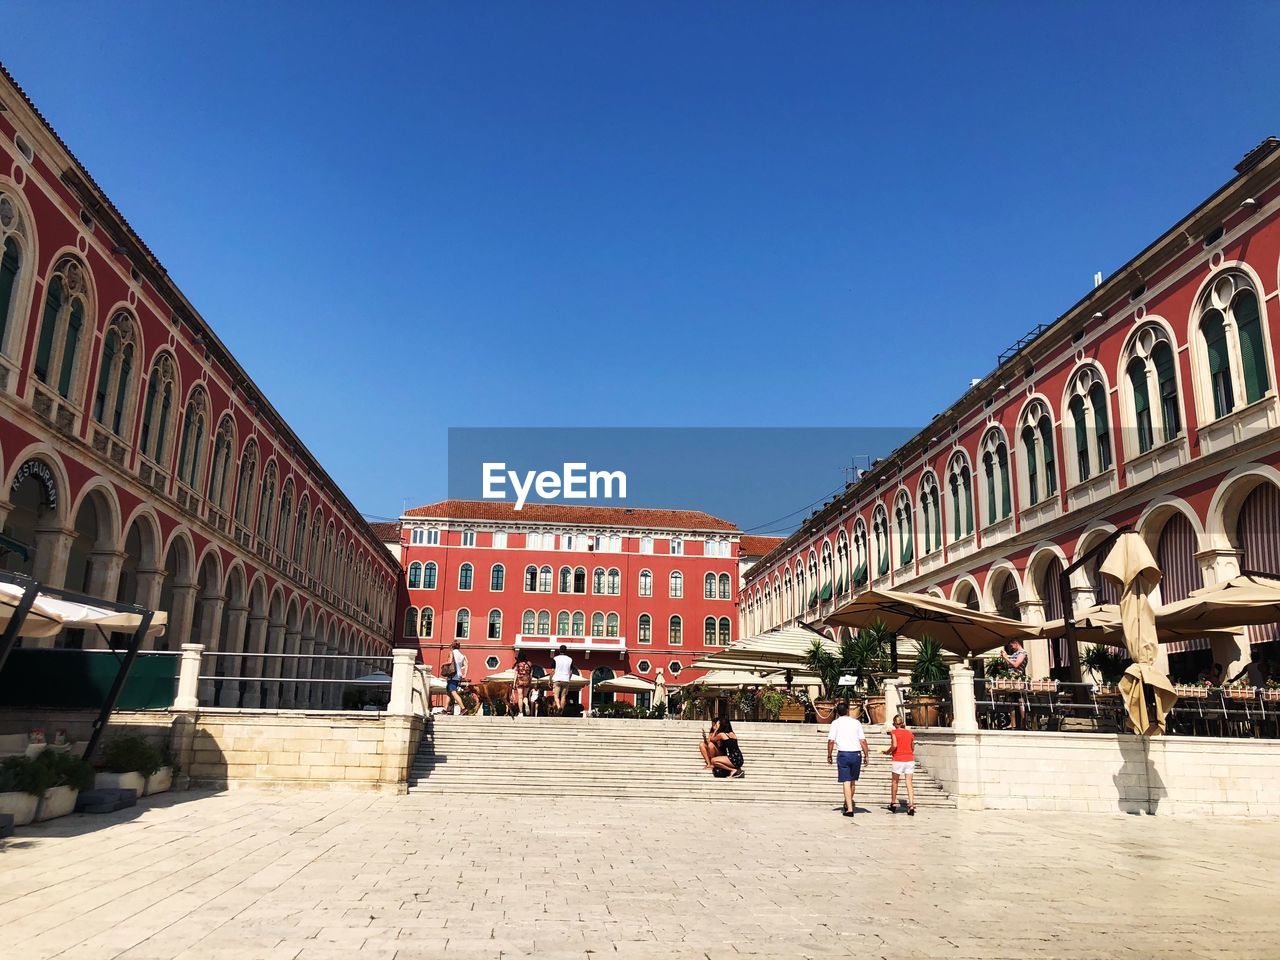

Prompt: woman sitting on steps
xmin=698 ymin=718 xmax=745 ymax=779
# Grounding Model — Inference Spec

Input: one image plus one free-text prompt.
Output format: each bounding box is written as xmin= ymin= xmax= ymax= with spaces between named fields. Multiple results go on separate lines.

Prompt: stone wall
xmin=915 ymin=729 xmax=1280 ymax=816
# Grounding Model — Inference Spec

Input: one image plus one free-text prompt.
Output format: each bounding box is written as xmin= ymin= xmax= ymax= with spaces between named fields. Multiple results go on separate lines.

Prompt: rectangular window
xmin=670 ymin=539 xmax=684 ymax=556
xmin=461 ymin=530 xmax=476 ymax=547
xmin=425 ymin=528 xmax=440 ymax=546
xmin=492 ymin=531 xmax=507 ymax=549
xmin=640 ymin=536 xmax=653 ymax=554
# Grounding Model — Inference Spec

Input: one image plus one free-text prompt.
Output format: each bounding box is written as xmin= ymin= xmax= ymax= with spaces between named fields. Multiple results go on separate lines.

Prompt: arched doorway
xmin=1236 ymin=482 xmax=1280 ymax=649
xmin=1156 ymin=512 xmax=1207 ymax=676
xmin=2 ymin=458 xmax=60 ymax=578
xmin=1039 ymin=557 xmax=1066 ymax=672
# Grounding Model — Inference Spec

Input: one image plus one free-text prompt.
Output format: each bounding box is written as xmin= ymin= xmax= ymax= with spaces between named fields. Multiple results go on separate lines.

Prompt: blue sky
xmin=6 ymin=3 xmax=1279 ymax=532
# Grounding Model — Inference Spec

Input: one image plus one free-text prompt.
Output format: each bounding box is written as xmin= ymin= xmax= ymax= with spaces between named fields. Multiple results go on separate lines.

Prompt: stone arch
xmin=1024 ymin=542 xmax=1071 ymax=606
xmin=1205 ymin=463 xmax=1280 ymax=553
xmin=65 ymin=480 xmax=122 ymax=602
xmin=1136 ymin=495 xmax=1205 ymax=555
xmin=950 ymin=575 xmax=981 ymax=610
xmin=1 ymin=447 xmax=68 ymax=579
xmin=983 ymin=561 xmax=1023 ymax=620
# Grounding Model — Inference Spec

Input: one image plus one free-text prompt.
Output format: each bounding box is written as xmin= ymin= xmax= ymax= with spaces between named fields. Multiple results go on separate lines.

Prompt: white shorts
xmin=891 ymin=761 xmax=915 ymax=776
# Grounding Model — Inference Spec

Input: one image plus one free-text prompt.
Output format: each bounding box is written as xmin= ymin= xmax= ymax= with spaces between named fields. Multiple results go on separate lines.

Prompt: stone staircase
xmin=409 ymin=716 xmax=954 ymax=807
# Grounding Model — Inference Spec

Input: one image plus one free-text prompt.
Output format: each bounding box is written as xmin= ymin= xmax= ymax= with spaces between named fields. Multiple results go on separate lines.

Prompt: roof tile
xmin=403 ymin=500 xmax=739 ymax=532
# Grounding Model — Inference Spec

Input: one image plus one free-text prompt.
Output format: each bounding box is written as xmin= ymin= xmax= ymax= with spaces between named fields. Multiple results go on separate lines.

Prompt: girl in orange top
xmin=883 ymin=715 xmax=917 ymax=816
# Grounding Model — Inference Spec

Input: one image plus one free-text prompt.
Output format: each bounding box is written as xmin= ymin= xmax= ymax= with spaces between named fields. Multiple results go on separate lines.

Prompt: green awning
xmin=852 ymin=561 xmax=867 ymax=586
xmin=808 ymin=588 xmax=818 ymax=608
xmin=835 ymin=575 xmax=845 ymax=596
xmin=819 ymin=581 xmax=832 ymax=601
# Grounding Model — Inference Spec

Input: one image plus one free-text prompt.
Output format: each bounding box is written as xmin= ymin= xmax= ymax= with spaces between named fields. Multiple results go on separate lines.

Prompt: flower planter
xmin=95 ymin=771 xmax=146 ymax=796
xmin=863 ymin=696 xmax=887 ymax=725
xmin=992 ymin=679 xmax=1028 ymax=692
xmin=1225 ymin=687 xmax=1257 ymax=701
xmin=909 ymin=696 xmax=939 ymax=728
xmin=1262 ymin=689 xmax=1280 ymax=702
xmin=0 ymin=791 xmax=38 ymax=826
xmin=143 ymin=766 xmax=173 ymax=796
xmin=1029 ymin=680 xmax=1056 ymax=693
xmin=813 ymin=700 xmax=836 ymax=724
xmin=35 ymin=785 xmax=78 ymax=821
xmin=1174 ymin=686 xmax=1209 ymax=699
xmin=778 ymin=703 xmax=806 ymax=723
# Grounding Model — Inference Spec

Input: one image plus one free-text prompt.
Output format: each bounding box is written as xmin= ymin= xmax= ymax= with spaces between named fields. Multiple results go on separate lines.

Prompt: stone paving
xmin=0 ymin=789 xmax=1276 ymax=959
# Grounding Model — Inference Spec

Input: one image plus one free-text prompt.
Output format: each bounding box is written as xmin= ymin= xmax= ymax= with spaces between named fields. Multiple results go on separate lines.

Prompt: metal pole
xmin=83 ymin=610 xmax=154 ymax=762
xmin=1059 ymin=526 xmax=1131 ymax=676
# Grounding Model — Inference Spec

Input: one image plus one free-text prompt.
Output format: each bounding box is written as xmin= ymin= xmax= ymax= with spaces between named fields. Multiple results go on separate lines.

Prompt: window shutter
xmin=1128 ymin=359 xmax=1152 ymax=453
xmin=1152 ymin=343 xmax=1181 ymax=441
xmin=1235 ymin=292 xmax=1270 ymax=404
xmin=0 ymin=238 xmax=19 ymax=344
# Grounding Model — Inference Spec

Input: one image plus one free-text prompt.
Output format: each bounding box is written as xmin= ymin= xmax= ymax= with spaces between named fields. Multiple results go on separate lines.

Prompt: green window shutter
xmin=819 ymin=581 xmax=832 ymax=601
xmin=962 ymin=470 xmax=973 ymax=535
xmin=1234 ymin=291 xmax=1270 ymax=404
xmin=57 ymin=300 xmax=83 ymax=399
xmin=1089 ymin=383 xmax=1111 ymax=472
xmin=0 ymin=237 xmax=20 ymax=345
xmin=1128 ymin=358 xmax=1152 ymax=453
xmin=94 ymin=333 xmax=117 ymax=424
xmin=1202 ymin=312 xmax=1234 ymax=417
xmin=853 ymin=560 xmax=868 ymax=585
xmin=1070 ymin=396 xmax=1089 ymax=481
xmin=998 ymin=446 xmax=1011 ymax=517
xmin=1022 ymin=428 xmax=1038 ymax=506
xmin=984 ymin=454 xmax=996 ymax=523
xmin=1152 ymin=343 xmax=1180 ymax=441
xmin=1039 ymin=417 xmax=1057 ymax=495
xmin=34 ymin=275 xmax=62 ymax=383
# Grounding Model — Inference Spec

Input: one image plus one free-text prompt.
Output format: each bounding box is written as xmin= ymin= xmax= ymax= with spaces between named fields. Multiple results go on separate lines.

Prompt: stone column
xmin=1017 ymin=598 xmax=1051 ymax=679
xmin=881 ymin=678 xmax=902 ymax=733
xmin=262 ymin=621 xmax=286 ymax=708
xmin=217 ymin=604 xmax=249 ymax=707
xmin=134 ymin=566 xmax=166 ymax=650
xmin=240 ymin=613 xmax=269 ymax=708
xmin=949 ymin=662 xmax=979 ymax=733
xmin=194 ymin=593 xmax=223 ymax=705
xmin=174 ymin=643 xmax=204 ymax=709
xmin=29 ymin=526 xmax=74 ymax=648
xmin=87 ymin=549 xmax=126 ymax=604
xmin=166 ymin=581 xmax=198 ymax=652
xmin=389 ymin=648 xmax=417 ymax=716
xmin=281 ymin=629 xmax=302 ymax=708
xmin=309 ymin=641 xmax=328 ymax=709
xmin=297 ymin=636 xmax=316 ymax=708
xmin=1197 ymin=546 xmax=1250 ymax=681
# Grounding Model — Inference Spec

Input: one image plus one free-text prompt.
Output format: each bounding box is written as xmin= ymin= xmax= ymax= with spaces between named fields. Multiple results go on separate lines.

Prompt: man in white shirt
xmin=826 ymin=701 xmax=869 ymax=817
xmin=551 ymin=644 xmax=574 ymax=713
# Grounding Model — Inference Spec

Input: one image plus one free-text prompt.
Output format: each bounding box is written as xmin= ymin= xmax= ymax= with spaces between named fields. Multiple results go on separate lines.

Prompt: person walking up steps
xmin=443 ymin=641 xmax=468 ymax=716
xmin=826 ymin=701 xmax=868 ymax=817
xmin=512 ymin=650 xmax=534 ymax=718
xmin=883 ymin=714 xmax=917 ymax=815
xmin=551 ymin=644 xmax=574 ymax=714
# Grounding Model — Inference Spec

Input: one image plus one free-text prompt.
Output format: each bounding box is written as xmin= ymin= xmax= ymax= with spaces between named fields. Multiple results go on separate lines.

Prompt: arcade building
xmin=0 ymin=65 xmax=399 ymax=706
xmin=742 ymin=137 xmax=1280 ymax=685
xmin=395 ymin=501 xmax=743 ymax=707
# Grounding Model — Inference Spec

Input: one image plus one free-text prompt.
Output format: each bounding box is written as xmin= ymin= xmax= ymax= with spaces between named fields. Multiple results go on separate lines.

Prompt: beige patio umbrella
xmin=827 ymin=589 xmax=1038 ymax=657
xmin=1039 ymin=604 xmax=1241 ymax=647
xmin=594 ymin=675 xmax=656 ymax=694
xmin=1100 ymin=532 xmax=1176 ymax=735
xmin=0 ymin=581 xmax=168 ymax=639
xmin=1154 ymin=573 xmax=1280 ymax=634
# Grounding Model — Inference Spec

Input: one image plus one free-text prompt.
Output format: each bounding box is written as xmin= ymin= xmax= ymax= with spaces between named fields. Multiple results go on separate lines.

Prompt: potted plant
xmin=1264 ymin=679 xmax=1280 ymax=702
xmin=1223 ymin=679 xmax=1256 ymax=701
xmin=758 ymin=689 xmax=786 ymax=721
xmin=0 ymin=754 xmax=56 ymax=826
xmin=145 ymin=745 xmax=177 ymax=796
xmin=841 ymin=624 xmax=892 ymax=723
xmin=908 ymin=635 xmax=947 ymax=727
xmin=805 ymin=638 xmax=840 ymax=723
xmin=96 ymin=735 xmax=163 ymax=796
xmin=35 ymin=750 xmax=94 ymax=821
xmin=1081 ymin=644 xmax=1128 ymax=688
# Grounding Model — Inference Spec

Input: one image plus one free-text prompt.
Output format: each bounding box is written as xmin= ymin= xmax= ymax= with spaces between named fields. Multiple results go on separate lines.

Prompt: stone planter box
xmin=35 ymin=785 xmax=78 ymax=821
xmin=95 ymin=771 xmax=146 ymax=795
xmin=0 ymin=791 xmax=38 ymax=826
xmin=143 ymin=766 xmax=173 ymax=796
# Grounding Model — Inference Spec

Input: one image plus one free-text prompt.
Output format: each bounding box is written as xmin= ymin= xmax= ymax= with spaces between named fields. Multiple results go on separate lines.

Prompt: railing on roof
xmin=996 ymin=322 xmax=1052 ymax=367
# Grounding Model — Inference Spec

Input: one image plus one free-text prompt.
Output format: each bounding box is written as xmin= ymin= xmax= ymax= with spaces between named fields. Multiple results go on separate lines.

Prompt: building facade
xmin=0 ymin=66 xmax=398 ymax=707
xmin=397 ymin=501 xmax=742 ymax=706
xmin=743 ymin=138 xmax=1280 ymax=684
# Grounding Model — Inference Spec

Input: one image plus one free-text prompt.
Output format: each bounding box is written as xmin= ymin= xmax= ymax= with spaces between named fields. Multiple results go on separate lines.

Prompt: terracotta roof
xmin=368 ymin=521 xmax=401 ymax=543
xmin=738 ymin=535 xmax=785 ymax=557
xmin=403 ymin=500 xmax=739 ymax=532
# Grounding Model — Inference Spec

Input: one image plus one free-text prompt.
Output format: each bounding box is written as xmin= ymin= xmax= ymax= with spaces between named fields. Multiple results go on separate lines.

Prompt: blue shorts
xmin=836 ymin=750 xmax=862 ymax=784
xmin=446 ymin=676 xmax=461 ymax=693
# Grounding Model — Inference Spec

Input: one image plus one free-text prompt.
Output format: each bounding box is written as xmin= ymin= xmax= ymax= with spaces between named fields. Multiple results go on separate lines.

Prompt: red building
xmin=743 ymin=138 xmax=1280 ymax=685
xmin=0 ymin=65 xmax=398 ymax=707
xmin=396 ymin=501 xmax=743 ymax=707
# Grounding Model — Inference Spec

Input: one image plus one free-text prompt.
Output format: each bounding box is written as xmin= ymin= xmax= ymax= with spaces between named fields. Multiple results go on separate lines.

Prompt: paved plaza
xmin=0 ymin=789 xmax=1275 ymax=959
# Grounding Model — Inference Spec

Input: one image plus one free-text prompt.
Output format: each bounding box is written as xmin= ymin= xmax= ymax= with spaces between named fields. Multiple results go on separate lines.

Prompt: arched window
xmin=718 ymin=617 xmax=731 ymax=645
xmin=455 ymin=609 xmax=470 ymax=639
xmin=559 ymin=566 xmax=573 ymax=592
xmin=591 ymin=612 xmax=604 ymax=637
xmin=980 ymin=429 xmax=1012 ymax=525
xmin=404 ymin=606 xmax=418 ymax=638
xmin=639 ymin=569 xmax=652 ymax=596
xmin=490 ymin=564 xmax=505 ymax=591
xmin=537 ymin=610 xmax=551 ymax=635
xmin=522 ymin=609 xmax=536 ymax=634
xmin=206 ymin=416 xmax=235 ymax=511
xmin=420 ymin=607 xmax=434 ymax=637
xmin=872 ymin=507 xmax=890 ymax=577
xmin=669 ymin=571 xmax=683 ymax=598
xmin=607 ymin=568 xmax=620 ymax=595
xmin=1196 ymin=273 xmax=1272 ymax=420
xmin=852 ymin=521 xmax=869 ymax=587
xmin=276 ymin=481 xmax=293 ymax=554
xmin=488 ymin=609 xmax=502 ymax=640
xmin=571 ymin=611 xmax=585 ymax=635
xmin=919 ymin=472 xmax=943 ymax=552
xmin=718 ymin=573 xmax=731 ymax=599
xmin=407 ymin=561 xmax=422 ymax=589
xmin=945 ymin=457 xmax=972 ymax=543
xmin=525 ymin=565 xmax=538 ymax=591
xmin=669 ymin=615 xmax=683 ymax=645
xmin=175 ymin=388 xmax=209 ymax=490
xmin=893 ymin=492 xmax=914 ymax=568
xmin=232 ymin=440 xmax=258 ymax=528
xmin=638 ymin=613 xmax=652 ymax=643
xmin=33 ymin=256 xmax=91 ymax=401
xmin=458 ymin=563 xmax=473 ymax=590
xmin=92 ymin=313 xmax=137 ymax=437
xmin=592 ymin=567 xmax=605 ymax=593
xmin=606 ymin=612 xmax=619 ymax=637
xmin=704 ymin=572 xmax=716 ymax=598
xmin=1019 ymin=400 xmax=1057 ymax=507
xmin=292 ymin=496 xmax=308 ymax=564
xmin=423 ymin=561 xmax=438 ymax=590
xmin=704 ymin=616 xmax=716 ymax=643
xmin=557 ymin=611 xmax=570 ymax=635
xmin=640 ymin=535 xmax=653 ymax=554
xmin=538 ymin=565 xmax=553 ymax=592
xmin=835 ymin=533 xmax=850 ymax=595
xmin=256 ymin=462 xmax=278 ymax=540
xmin=139 ymin=354 xmax=177 ymax=468
xmin=1064 ymin=366 xmax=1113 ymax=485
xmin=573 ymin=567 xmax=586 ymax=593
xmin=0 ymin=193 xmax=30 ymax=358
xmin=1124 ymin=324 xmax=1183 ymax=455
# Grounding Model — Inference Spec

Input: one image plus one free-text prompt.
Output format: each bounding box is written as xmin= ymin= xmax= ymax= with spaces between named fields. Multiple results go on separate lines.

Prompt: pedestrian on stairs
xmin=445 ymin=641 xmax=468 ymax=716
xmin=512 ymin=651 xmax=534 ymax=718
xmin=551 ymin=645 xmax=574 ymax=714
xmin=883 ymin=714 xmax=917 ymax=815
xmin=827 ymin=701 xmax=868 ymax=817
